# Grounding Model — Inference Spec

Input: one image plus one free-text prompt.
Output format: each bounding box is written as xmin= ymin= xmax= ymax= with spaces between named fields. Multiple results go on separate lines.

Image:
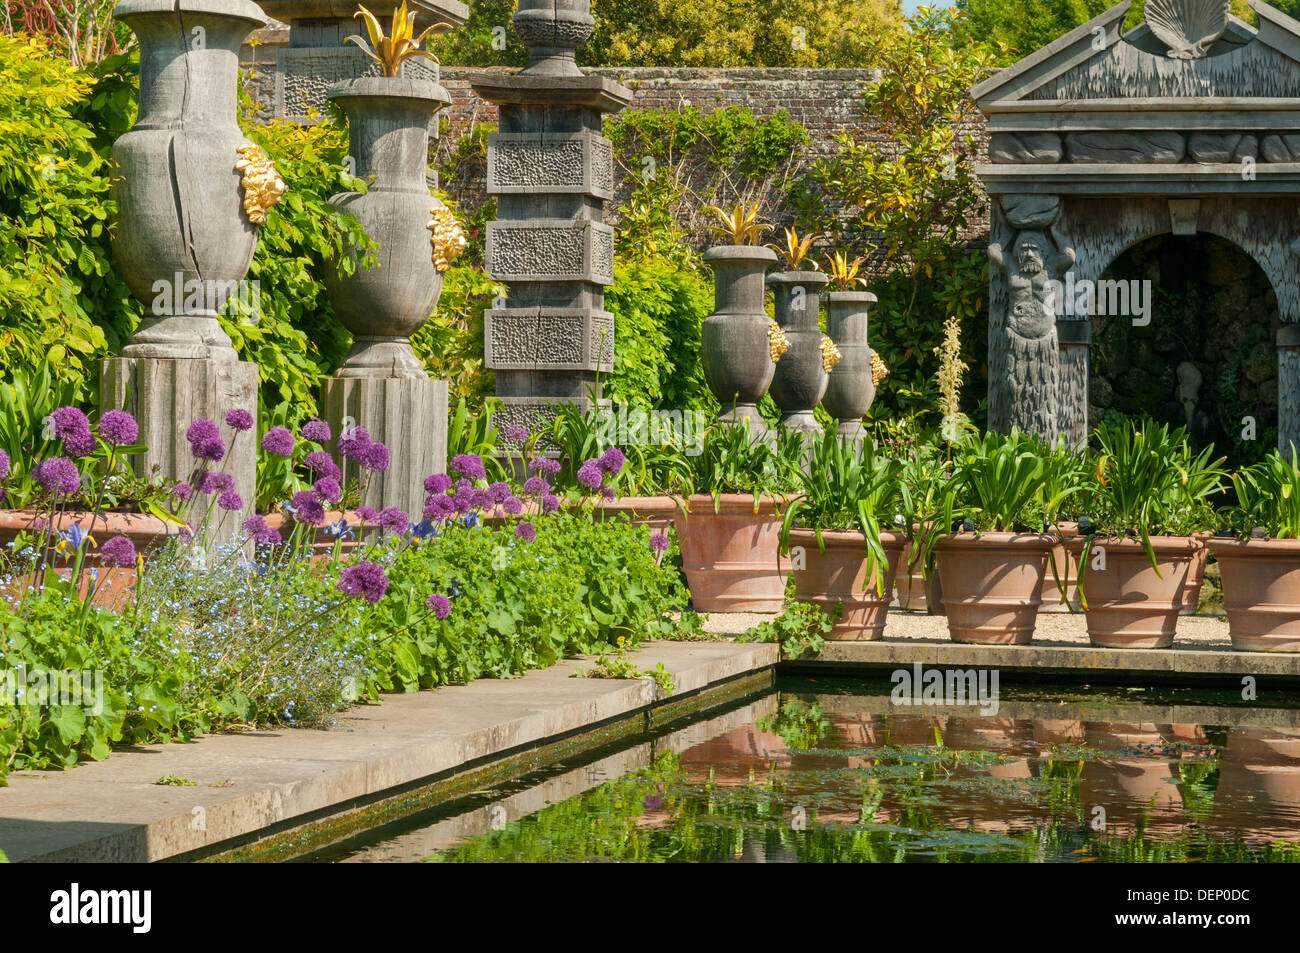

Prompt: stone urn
xmin=821 ymin=291 xmax=879 ymax=441
xmin=766 ymin=270 xmax=830 ymax=436
xmin=110 ymin=0 xmax=272 ymax=361
xmin=702 ymin=245 xmax=778 ymax=437
xmin=323 ymin=76 xmax=454 ymax=378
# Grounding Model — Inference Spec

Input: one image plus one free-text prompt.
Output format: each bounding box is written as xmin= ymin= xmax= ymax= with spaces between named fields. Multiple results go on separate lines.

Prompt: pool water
xmin=300 ymin=679 xmax=1300 ymax=863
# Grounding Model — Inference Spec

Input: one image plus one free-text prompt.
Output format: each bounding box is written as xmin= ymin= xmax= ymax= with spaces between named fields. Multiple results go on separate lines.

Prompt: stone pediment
xmin=974 ymin=0 xmax=1300 ymax=194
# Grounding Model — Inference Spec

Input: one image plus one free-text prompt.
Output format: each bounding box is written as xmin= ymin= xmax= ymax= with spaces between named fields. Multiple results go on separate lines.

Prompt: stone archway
xmin=1089 ymin=232 xmax=1281 ymax=464
xmin=973 ymin=0 xmax=1300 ymax=451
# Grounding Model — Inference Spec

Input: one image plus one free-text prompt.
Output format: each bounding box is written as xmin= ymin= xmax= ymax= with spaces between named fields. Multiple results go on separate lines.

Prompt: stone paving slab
xmin=0 ymin=641 xmax=777 ymax=863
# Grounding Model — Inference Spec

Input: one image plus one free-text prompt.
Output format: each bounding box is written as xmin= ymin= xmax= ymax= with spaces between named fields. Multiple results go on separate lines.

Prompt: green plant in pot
xmin=932 ymin=430 xmax=1075 ymax=645
xmin=1073 ymin=417 xmax=1225 ymax=649
xmin=672 ymin=420 xmax=803 ymax=613
xmin=779 ymin=432 xmax=905 ymax=640
xmin=1208 ymin=445 xmax=1300 ymax=652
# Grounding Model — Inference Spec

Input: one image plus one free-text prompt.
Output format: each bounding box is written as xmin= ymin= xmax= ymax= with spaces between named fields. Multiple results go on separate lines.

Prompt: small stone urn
xmin=323 ymin=75 xmax=454 ymax=377
xmin=767 ymin=269 xmax=830 ymax=436
xmin=822 ymin=290 xmax=879 ymax=441
xmin=702 ymin=245 xmax=779 ymax=436
xmin=110 ymin=0 xmax=272 ymax=361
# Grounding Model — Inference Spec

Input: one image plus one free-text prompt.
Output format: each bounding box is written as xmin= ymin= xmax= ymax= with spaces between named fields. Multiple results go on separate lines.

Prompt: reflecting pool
xmin=301 ymin=679 xmax=1300 ymax=863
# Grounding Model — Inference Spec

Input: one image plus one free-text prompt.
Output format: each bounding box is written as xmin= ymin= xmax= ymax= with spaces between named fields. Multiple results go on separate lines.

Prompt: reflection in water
xmin=326 ymin=686 xmax=1300 ymax=863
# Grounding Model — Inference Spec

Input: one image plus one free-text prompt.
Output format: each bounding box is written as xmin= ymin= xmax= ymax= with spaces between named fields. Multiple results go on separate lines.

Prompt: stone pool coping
xmin=706 ymin=610 xmax=1300 ymax=685
xmin=0 ymin=641 xmax=778 ymax=863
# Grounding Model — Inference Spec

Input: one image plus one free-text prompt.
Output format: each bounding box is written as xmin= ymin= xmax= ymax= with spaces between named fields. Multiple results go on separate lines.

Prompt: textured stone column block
xmin=101 ymin=357 xmax=257 ymax=532
xmin=486 ymin=220 xmax=615 ymax=284
xmin=323 ymin=376 xmax=448 ymax=517
xmin=487 ymin=132 xmax=614 ymax=198
xmin=485 ymin=307 xmax=613 ymax=371
xmin=494 ymin=395 xmax=600 ymax=443
xmin=274 ymin=46 xmax=442 ymax=126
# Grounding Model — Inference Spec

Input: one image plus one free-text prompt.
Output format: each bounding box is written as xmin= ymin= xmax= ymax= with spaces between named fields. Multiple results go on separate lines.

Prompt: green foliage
xmin=947 ymin=430 xmax=1075 ymax=532
xmin=446 ymin=397 xmax=509 ymax=481
xmin=682 ymin=421 xmax=805 ymax=502
xmin=757 ymin=697 xmax=831 ymax=750
xmin=0 ymin=587 xmax=206 ymax=776
xmin=604 ymin=258 xmax=714 ymax=411
xmin=0 ymin=38 xmax=138 ymax=389
xmin=356 ymin=512 xmax=691 ymax=692
xmin=791 ymin=9 xmax=997 ymax=427
xmin=573 ymin=636 xmax=676 ymax=693
xmin=584 ymin=0 xmax=902 ymax=67
xmin=411 ymin=263 xmax=504 ymax=404
xmin=735 ymin=601 xmax=837 ymax=659
xmin=1225 ymin=446 xmax=1300 ymax=538
xmin=779 ymin=433 xmax=904 ymax=594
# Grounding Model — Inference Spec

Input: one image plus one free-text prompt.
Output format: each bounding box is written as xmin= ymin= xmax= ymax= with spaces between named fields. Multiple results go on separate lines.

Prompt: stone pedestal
xmin=470 ymin=0 xmax=629 ymax=447
xmin=323 ymin=376 xmax=447 ymax=517
xmin=101 ymin=357 xmax=258 ymax=524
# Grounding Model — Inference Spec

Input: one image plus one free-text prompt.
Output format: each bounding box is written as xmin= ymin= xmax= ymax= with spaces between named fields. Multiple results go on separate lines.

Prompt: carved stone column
xmin=987 ymin=194 xmax=1074 ymax=445
xmin=469 ymin=0 xmax=629 ymax=444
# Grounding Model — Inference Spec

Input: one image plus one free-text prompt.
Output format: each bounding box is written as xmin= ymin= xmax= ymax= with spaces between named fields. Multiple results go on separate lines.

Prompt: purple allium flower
xmin=424 ymin=473 xmax=452 ymax=496
xmin=225 ymin=408 xmax=254 ymax=432
xmin=514 ymin=521 xmax=536 ymax=543
xmin=186 ymin=419 xmax=219 ymax=449
xmin=0 ymin=448 xmax=10 ymax=481
xmin=576 ymin=459 xmax=604 ymax=490
xmin=470 ymin=488 xmax=494 ymax=510
xmin=33 ymin=457 xmax=80 ymax=496
xmin=378 ymin=505 xmax=409 ymax=535
xmin=261 ymin=426 xmax=295 ymax=458
xmin=528 ymin=457 xmax=562 ymax=477
xmin=359 ymin=441 xmax=390 ymax=472
xmin=98 ymin=410 xmax=138 ymax=446
xmin=305 ymin=450 xmax=335 ymax=474
xmin=502 ymin=496 xmax=523 ymax=516
xmin=313 ymin=476 xmax=342 ymax=504
xmin=63 ymin=427 xmax=97 ymax=458
xmin=49 ymin=406 xmax=89 ymax=440
xmin=338 ymin=427 xmax=371 ymax=460
xmin=599 ymin=447 xmax=625 ymax=476
xmin=522 ymin=475 xmax=549 ymax=497
xmin=196 ymin=471 xmax=233 ymax=495
xmin=355 ymin=505 xmax=378 ymax=522
xmin=426 ymin=593 xmax=451 ymax=619
xmin=241 ymin=515 xmax=268 ymax=537
xmin=488 ymin=481 xmax=511 ymax=503
xmin=217 ymin=489 xmax=243 ymax=512
xmin=99 ymin=535 xmax=137 ymax=568
xmin=257 ymin=526 xmax=283 ymax=546
xmin=503 ymin=423 xmax=530 ymax=443
xmin=423 ymin=496 xmax=456 ymax=521
xmin=337 ymin=561 xmax=390 ymax=605
xmin=173 ymin=482 xmax=193 ymax=501
xmin=451 ymin=453 xmax=486 ymax=481
xmin=452 ymin=489 xmax=476 ymax=514
xmin=290 ymin=490 xmax=326 ymax=526
xmin=600 ymin=485 xmax=616 ymax=500
xmin=650 ymin=532 xmax=670 ymax=553
xmin=542 ymin=494 xmax=560 ymax=514
xmin=195 ymin=437 xmax=226 ymax=462
xmin=301 ymin=418 xmax=331 ymax=443
xmin=644 ymin=794 xmax=665 ymax=810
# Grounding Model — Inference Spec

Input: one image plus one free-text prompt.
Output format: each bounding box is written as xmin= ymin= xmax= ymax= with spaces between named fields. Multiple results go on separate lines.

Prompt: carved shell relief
xmin=1145 ymin=0 xmax=1229 ymax=59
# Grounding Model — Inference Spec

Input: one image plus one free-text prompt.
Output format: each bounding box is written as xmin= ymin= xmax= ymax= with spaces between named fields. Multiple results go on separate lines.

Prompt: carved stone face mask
xmin=1015 ymin=240 xmax=1045 ymax=275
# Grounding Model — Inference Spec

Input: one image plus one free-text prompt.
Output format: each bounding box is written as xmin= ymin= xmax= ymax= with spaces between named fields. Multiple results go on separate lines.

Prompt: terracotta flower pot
xmin=0 ymin=509 xmax=179 ymax=609
xmin=934 ymin=531 xmax=1054 ymax=644
xmin=673 ymin=494 xmax=786 ymax=612
xmin=1066 ymin=534 xmax=1202 ymax=648
xmin=263 ymin=508 xmax=379 ymax=558
xmin=787 ymin=528 xmax=905 ymax=640
xmin=1211 ymin=727 xmax=1300 ymax=844
xmin=1207 ymin=537 xmax=1300 ymax=652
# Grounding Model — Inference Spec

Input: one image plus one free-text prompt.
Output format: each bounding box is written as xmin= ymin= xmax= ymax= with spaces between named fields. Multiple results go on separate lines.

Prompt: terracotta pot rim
xmin=682 ymin=493 xmax=792 ymax=515
xmin=1208 ymin=536 xmax=1300 ymax=554
xmin=786 ymin=527 xmax=907 ymax=547
xmin=0 ymin=508 xmax=178 ymax=532
xmin=1063 ymin=533 xmax=1206 ymax=553
xmin=935 ymin=531 xmax=1056 ymax=548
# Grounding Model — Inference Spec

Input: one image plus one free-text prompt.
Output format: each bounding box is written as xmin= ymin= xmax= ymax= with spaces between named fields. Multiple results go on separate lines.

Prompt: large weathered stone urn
xmin=767 ymin=269 xmax=830 ymax=436
xmin=111 ymin=0 xmax=270 ymax=362
xmin=822 ymin=290 xmax=879 ymax=441
xmin=702 ymin=245 xmax=779 ymax=436
xmin=323 ymin=75 xmax=453 ymax=378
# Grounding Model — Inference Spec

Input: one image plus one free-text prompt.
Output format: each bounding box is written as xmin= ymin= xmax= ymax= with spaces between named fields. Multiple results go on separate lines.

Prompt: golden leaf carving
xmin=235 ymin=143 xmax=286 ymax=225
xmin=820 ymin=334 xmax=841 ymax=372
xmin=767 ymin=320 xmax=790 ymax=362
xmin=427 ymin=205 xmax=467 ymax=272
